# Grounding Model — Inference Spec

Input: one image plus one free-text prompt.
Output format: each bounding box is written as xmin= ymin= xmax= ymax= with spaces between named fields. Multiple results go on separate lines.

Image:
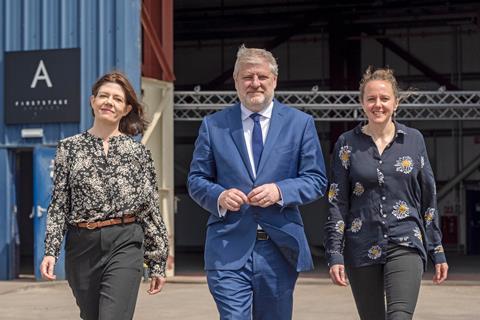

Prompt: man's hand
xmin=248 ymin=183 xmax=281 ymax=208
xmin=40 ymin=256 xmax=57 ymax=281
xmin=219 ymin=188 xmax=249 ymax=211
xmin=433 ymin=262 xmax=448 ymax=284
xmin=147 ymin=276 xmax=166 ymax=295
xmin=329 ymin=264 xmax=348 ymax=287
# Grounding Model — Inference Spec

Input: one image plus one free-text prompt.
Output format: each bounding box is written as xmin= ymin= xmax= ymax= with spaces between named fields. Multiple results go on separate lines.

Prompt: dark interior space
xmin=466 ymin=189 xmax=480 ymax=255
xmin=173 ymin=0 xmax=480 ymax=90
xmin=15 ymin=149 xmax=34 ymax=277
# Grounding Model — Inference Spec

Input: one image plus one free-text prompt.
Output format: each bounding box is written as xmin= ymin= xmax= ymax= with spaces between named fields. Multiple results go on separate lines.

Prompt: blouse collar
xmin=354 ymin=120 xmax=407 ymax=143
xmin=83 ymin=130 xmax=129 ymax=142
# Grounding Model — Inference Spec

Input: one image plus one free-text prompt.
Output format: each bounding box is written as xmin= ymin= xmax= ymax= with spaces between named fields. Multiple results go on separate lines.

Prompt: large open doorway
xmin=466 ymin=189 xmax=480 ymax=255
xmin=15 ymin=149 xmax=34 ymax=278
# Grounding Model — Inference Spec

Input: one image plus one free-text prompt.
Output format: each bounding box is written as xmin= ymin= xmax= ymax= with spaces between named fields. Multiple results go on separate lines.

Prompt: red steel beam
xmin=161 ymin=0 xmax=174 ymax=70
xmin=141 ymin=1 xmax=175 ymax=81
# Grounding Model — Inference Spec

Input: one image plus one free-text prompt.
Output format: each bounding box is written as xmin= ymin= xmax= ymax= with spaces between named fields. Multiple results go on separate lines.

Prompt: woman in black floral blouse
xmin=40 ymin=71 xmax=169 ymax=320
xmin=324 ymin=67 xmax=448 ymax=320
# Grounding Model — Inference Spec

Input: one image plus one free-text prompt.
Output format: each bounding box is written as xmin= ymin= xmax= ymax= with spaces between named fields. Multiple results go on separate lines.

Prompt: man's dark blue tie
xmin=250 ymin=113 xmax=263 ymax=172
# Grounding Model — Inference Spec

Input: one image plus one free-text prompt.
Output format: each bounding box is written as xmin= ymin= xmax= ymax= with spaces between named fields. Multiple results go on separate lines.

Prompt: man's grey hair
xmin=233 ymin=44 xmax=279 ymax=78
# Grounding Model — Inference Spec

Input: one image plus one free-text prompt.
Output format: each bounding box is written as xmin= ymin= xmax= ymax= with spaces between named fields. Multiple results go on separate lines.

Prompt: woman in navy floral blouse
xmin=39 ymin=71 xmax=169 ymax=320
xmin=324 ymin=67 xmax=448 ymax=320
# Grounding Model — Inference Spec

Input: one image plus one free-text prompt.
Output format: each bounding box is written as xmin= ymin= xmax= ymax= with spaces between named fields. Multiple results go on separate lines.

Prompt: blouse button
xmin=381 ymin=196 xmax=386 ymax=201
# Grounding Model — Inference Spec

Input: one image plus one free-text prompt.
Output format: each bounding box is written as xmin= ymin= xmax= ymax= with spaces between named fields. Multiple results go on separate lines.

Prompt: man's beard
xmin=242 ymin=92 xmax=273 ymax=111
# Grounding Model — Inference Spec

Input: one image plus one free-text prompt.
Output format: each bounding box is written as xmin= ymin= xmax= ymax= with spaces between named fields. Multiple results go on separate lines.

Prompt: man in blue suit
xmin=188 ymin=45 xmax=327 ymax=319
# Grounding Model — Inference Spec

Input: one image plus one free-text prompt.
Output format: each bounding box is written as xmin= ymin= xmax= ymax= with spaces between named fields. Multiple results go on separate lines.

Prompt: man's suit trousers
xmin=207 ymin=237 xmax=299 ymax=320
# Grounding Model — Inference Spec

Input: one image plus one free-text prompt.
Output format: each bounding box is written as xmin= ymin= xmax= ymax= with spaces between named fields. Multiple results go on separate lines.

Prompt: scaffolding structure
xmin=174 ymin=91 xmax=480 ymax=121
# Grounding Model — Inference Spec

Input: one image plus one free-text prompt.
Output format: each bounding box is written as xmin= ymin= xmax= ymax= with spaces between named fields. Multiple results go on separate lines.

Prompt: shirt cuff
xmin=148 ymin=260 xmax=167 ymax=278
xmin=327 ymin=254 xmax=344 ymax=267
xmin=217 ymin=191 xmax=227 ymax=217
xmin=275 ymin=183 xmax=284 ymax=206
xmin=432 ymin=252 xmax=447 ymax=265
xmin=44 ymin=237 xmax=61 ymax=261
xmin=44 ymin=248 xmax=59 ymax=261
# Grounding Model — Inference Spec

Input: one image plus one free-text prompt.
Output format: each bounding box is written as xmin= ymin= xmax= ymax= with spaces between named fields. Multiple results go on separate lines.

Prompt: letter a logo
xmin=30 ymin=60 xmax=53 ymax=88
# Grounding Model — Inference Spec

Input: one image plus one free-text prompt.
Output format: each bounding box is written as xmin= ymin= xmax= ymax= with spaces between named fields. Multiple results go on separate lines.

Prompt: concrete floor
xmin=174 ymin=251 xmax=480 ymax=281
xmin=2 ymin=251 xmax=479 ymax=319
xmin=1 ymin=277 xmax=479 ymax=320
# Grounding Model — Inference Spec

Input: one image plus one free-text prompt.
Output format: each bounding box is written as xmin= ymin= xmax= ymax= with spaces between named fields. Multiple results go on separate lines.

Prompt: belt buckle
xmin=86 ymin=221 xmax=97 ymax=230
xmin=257 ymin=230 xmax=269 ymax=241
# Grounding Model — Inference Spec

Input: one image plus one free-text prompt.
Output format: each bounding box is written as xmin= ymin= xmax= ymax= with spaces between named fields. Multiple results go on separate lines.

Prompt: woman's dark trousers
xmin=346 ymin=244 xmax=424 ymax=320
xmin=65 ymin=223 xmax=144 ymax=320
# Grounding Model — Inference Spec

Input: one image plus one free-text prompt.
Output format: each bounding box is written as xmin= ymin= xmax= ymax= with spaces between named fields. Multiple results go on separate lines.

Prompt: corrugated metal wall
xmin=0 ymin=0 xmax=142 ymax=280
xmin=0 ymin=0 xmax=141 ymax=145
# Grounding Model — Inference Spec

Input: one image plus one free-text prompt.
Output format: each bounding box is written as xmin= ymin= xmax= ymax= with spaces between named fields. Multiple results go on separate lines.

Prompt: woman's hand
xmin=329 ymin=264 xmax=348 ymax=286
xmin=40 ymin=256 xmax=57 ymax=280
xmin=147 ymin=276 xmax=166 ymax=295
xmin=433 ymin=262 xmax=448 ymax=284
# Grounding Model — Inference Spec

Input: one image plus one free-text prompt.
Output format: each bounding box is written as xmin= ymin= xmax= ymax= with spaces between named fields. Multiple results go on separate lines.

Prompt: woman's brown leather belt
xmin=76 ymin=214 xmax=136 ymax=230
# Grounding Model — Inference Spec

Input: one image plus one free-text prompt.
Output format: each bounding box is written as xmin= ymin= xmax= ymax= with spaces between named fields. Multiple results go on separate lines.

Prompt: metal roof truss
xmin=174 ymin=91 xmax=480 ymax=121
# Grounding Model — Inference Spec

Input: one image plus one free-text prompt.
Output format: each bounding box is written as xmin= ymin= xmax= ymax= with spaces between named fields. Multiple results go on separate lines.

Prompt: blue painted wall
xmin=0 ymin=0 xmax=142 ymax=279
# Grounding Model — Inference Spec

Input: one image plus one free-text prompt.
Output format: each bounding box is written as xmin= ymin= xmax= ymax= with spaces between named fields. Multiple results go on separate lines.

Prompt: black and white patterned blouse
xmin=44 ymin=131 xmax=169 ymax=277
xmin=324 ymin=121 xmax=446 ymax=269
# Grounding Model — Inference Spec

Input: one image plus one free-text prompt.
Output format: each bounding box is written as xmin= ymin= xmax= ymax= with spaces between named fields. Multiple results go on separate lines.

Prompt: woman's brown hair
xmin=91 ymin=71 xmax=148 ymax=136
xmin=359 ymin=66 xmax=400 ymax=103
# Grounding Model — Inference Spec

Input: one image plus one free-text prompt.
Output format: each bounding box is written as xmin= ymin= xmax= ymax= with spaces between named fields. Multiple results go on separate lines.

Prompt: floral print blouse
xmin=324 ymin=121 xmax=446 ymax=269
xmin=44 ymin=131 xmax=169 ymax=277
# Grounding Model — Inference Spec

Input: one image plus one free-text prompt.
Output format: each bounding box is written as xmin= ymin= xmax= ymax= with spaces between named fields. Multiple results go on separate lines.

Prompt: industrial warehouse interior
xmin=0 ymin=1 xmax=479 ymax=319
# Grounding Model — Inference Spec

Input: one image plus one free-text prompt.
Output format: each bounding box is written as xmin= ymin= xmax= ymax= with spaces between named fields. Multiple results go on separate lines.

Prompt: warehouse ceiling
xmin=175 ymin=0 xmax=479 ymax=42
xmin=172 ymin=0 xmax=480 ymax=90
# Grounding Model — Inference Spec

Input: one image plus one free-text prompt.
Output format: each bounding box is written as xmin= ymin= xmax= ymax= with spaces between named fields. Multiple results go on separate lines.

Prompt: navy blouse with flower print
xmin=44 ymin=131 xmax=169 ymax=277
xmin=324 ymin=121 xmax=446 ymax=269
